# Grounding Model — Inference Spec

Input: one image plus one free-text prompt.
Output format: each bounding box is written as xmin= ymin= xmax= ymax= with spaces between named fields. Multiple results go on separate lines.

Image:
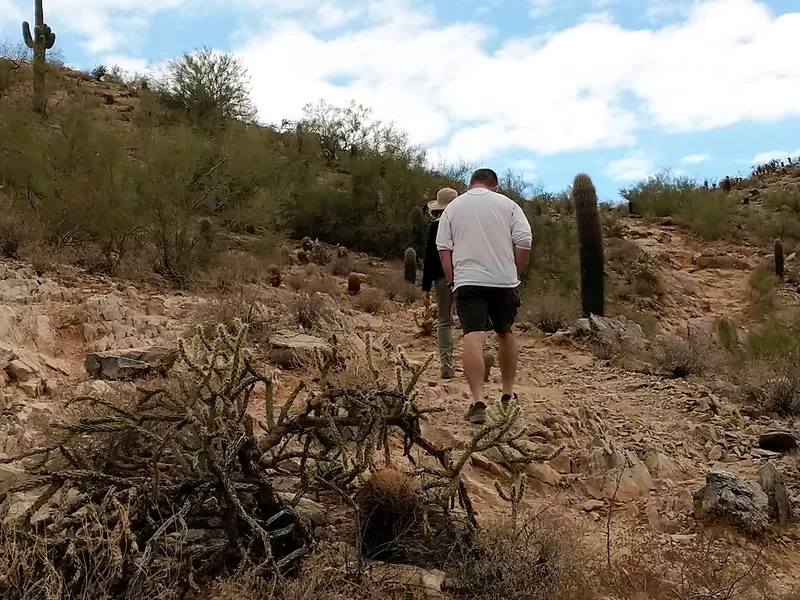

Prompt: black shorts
xmin=454 ymin=285 xmax=521 ymax=335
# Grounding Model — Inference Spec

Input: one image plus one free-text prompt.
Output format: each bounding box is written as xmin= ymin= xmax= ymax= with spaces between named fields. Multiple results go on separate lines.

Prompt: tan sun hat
xmin=427 ymin=187 xmax=458 ymax=213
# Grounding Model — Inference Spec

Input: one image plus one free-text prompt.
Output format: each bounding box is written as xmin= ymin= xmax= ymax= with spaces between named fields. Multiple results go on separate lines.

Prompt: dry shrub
xmin=308 ymin=275 xmax=342 ymax=298
xmin=444 ymin=514 xmax=594 ymax=600
xmin=383 ymin=276 xmax=421 ymax=303
xmin=210 ymin=547 xmax=429 ymax=600
xmin=293 ymin=292 xmax=337 ymax=331
xmin=354 ymin=288 xmax=387 ymax=314
xmin=652 ymin=335 xmax=713 ymax=378
xmin=195 ymin=292 xmax=274 ymax=346
xmin=330 ymin=254 xmax=354 ymax=277
xmin=525 ymin=293 xmax=580 ymax=334
xmin=199 ymin=250 xmax=269 ymax=293
xmin=603 ymin=531 xmax=776 ymax=600
xmin=355 ymin=469 xmax=422 ymax=562
xmin=743 ymin=373 xmax=800 ymax=416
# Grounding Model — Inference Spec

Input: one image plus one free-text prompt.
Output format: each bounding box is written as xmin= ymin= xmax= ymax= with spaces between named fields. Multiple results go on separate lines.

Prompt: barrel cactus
xmin=267 ymin=264 xmax=281 ymax=287
xmin=403 ymin=248 xmax=417 ymax=284
xmin=348 ymin=272 xmax=361 ymax=295
xmin=572 ymin=173 xmax=604 ymax=317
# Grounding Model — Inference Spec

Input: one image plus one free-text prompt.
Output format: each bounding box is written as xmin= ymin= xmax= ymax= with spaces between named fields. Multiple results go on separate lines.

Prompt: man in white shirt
xmin=435 ymin=168 xmax=533 ymax=424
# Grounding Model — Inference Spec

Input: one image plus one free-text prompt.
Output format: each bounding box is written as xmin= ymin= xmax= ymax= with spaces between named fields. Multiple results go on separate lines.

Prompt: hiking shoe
xmin=441 ymin=365 xmax=454 ymax=379
xmin=500 ymin=393 xmax=519 ymax=408
xmin=467 ymin=401 xmax=487 ymax=425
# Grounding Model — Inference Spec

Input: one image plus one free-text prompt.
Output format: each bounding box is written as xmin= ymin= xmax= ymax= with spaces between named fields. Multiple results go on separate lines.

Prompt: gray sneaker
xmin=441 ymin=365 xmax=454 ymax=379
xmin=467 ymin=401 xmax=487 ymax=425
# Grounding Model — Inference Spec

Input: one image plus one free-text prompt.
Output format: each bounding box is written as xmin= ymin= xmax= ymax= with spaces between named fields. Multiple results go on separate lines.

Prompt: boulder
xmin=84 ymin=346 xmax=176 ymax=381
xmin=693 ymin=469 xmax=770 ymax=535
xmin=759 ymin=463 xmax=791 ymax=527
xmin=85 ymin=294 xmax=126 ymax=322
xmin=269 ymin=331 xmax=333 ymax=370
xmin=758 ymin=431 xmax=798 ymax=454
xmin=525 ymin=462 xmax=562 ymax=486
xmin=585 ymin=441 xmax=653 ymax=502
xmin=644 ymin=450 xmax=681 ymax=479
xmin=567 ymin=315 xmax=646 ymax=353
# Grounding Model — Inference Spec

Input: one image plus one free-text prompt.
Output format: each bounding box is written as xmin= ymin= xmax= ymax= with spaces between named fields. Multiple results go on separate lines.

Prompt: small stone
xmin=525 ymin=462 xmax=562 ymax=486
xmin=708 ymin=445 xmax=725 ymax=461
xmin=548 ymin=453 xmax=572 ymax=474
xmin=580 ymin=499 xmax=605 ymax=512
xmin=84 ymin=346 xmax=176 ymax=381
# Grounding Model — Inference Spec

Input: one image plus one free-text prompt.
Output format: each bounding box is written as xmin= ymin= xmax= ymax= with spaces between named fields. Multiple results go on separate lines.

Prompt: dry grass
xmin=382 ymin=276 xmax=422 ymax=304
xmin=524 ymin=292 xmax=580 ymax=334
xmin=652 ymin=335 xmax=714 ymax=378
xmin=603 ymin=531 xmax=783 ymax=600
xmin=444 ymin=513 xmax=596 ymax=600
xmin=354 ymin=288 xmax=387 ymax=314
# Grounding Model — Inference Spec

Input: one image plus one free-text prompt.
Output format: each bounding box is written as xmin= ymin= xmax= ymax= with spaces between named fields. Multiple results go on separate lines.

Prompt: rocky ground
xmin=0 ymin=217 xmax=798 ymax=598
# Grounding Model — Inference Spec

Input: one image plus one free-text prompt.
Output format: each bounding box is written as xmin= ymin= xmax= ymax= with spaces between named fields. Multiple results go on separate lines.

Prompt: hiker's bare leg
xmin=462 ymin=330 xmax=486 ymax=403
xmin=497 ymin=331 xmax=518 ymax=397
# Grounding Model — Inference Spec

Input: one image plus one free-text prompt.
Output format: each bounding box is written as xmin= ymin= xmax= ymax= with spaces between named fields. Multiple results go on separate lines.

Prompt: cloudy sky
xmin=1 ymin=0 xmax=799 ymax=201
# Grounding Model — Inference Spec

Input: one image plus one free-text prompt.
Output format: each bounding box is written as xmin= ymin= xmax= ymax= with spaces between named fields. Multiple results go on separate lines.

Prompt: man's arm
xmin=510 ymin=203 xmax=533 ymax=271
xmin=438 ymin=249 xmax=454 ymax=285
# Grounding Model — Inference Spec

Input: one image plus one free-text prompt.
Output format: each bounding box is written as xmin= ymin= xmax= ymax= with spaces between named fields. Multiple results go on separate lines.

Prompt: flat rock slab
xmin=85 ymin=346 xmax=177 ymax=381
xmin=269 ymin=331 xmax=332 ymax=370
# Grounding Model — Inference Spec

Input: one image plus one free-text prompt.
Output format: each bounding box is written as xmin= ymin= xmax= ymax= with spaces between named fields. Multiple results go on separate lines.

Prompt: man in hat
xmin=435 ymin=168 xmax=532 ymax=424
xmin=421 ymin=187 xmax=459 ymax=379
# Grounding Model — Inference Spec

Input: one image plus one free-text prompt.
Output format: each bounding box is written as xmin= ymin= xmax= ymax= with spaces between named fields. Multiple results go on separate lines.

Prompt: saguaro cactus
xmin=775 ymin=239 xmax=784 ymax=280
xmin=22 ymin=0 xmax=56 ymax=113
xmin=572 ymin=173 xmax=604 ymax=317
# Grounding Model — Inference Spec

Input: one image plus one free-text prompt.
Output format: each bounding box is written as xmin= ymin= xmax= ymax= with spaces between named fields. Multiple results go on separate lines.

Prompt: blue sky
xmin=2 ymin=0 xmax=799 ymax=202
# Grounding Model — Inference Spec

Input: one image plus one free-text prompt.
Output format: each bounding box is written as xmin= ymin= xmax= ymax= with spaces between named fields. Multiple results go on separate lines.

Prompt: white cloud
xmin=607 ymin=150 xmax=654 ymax=182
xmin=15 ymin=0 xmax=800 ymax=167
xmin=681 ymin=153 xmax=710 ymax=164
xmin=751 ymin=149 xmax=800 ymax=164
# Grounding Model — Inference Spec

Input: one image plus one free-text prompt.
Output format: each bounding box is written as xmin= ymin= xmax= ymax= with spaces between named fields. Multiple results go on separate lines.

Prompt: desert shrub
xmin=748 ymin=261 xmax=780 ymax=317
xmin=652 ymin=335 xmax=714 ymax=378
xmin=354 ymin=288 xmax=386 ymax=314
xmin=307 ymin=275 xmax=341 ymax=298
xmin=330 ymin=254 xmax=354 ymax=276
xmin=444 ymin=514 xmax=594 ymax=600
xmin=621 ymin=171 xmax=736 ymax=240
xmin=603 ymin=531 xmax=775 ymax=600
xmin=383 ymin=276 xmax=421 ymax=303
xmin=524 ymin=292 xmax=580 ymax=334
xmin=156 ymin=47 xmax=257 ymax=124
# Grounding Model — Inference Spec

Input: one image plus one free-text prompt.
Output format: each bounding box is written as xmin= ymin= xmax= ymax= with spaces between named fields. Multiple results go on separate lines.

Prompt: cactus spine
xmin=22 ymin=0 xmax=56 ymax=113
xmin=572 ymin=173 xmax=604 ymax=317
xmin=775 ymin=239 xmax=784 ymax=280
xmin=403 ymin=247 xmax=416 ymax=284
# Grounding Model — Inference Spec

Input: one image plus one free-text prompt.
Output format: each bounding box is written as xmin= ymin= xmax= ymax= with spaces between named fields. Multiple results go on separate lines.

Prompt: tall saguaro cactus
xmin=572 ymin=173 xmax=605 ymax=317
xmin=22 ymin=0 xmax=56 ymax=113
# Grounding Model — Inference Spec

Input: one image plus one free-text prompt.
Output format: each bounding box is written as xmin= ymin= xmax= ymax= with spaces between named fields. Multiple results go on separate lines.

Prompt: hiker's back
xmin=442 ymin=188 xmax=522 ymax=288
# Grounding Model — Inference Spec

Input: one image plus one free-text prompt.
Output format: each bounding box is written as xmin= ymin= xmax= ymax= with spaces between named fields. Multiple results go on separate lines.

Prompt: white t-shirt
xmin=435 ymin=188 xmax=533 ymax=290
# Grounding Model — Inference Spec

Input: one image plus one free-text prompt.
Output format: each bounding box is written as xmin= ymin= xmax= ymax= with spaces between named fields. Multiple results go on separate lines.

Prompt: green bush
xmin=621 ymin=170 xmax=736 ymax=240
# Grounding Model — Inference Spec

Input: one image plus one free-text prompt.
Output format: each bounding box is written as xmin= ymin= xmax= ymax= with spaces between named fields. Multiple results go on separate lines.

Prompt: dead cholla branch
xmin=0 ymin=322 xmax=537 ymax=598
xmin=0 ymin=321 xmax=311 ymax=600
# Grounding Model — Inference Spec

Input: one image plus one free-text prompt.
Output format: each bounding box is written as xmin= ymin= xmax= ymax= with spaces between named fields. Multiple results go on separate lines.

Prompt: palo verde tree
xmin=158 ymin=46 xmax=258 ymax=125
xmin=21 ymin=0 xmax=56 ymax=113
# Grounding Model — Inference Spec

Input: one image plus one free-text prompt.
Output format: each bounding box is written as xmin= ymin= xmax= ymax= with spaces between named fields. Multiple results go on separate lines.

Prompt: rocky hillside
xmin=1 ymin=53 xmax=799 ymax=600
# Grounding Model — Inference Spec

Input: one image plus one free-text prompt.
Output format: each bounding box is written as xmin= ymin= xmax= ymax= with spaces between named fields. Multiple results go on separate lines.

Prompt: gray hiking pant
xmin=434 ymin=277 xmax=454 ymax=371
